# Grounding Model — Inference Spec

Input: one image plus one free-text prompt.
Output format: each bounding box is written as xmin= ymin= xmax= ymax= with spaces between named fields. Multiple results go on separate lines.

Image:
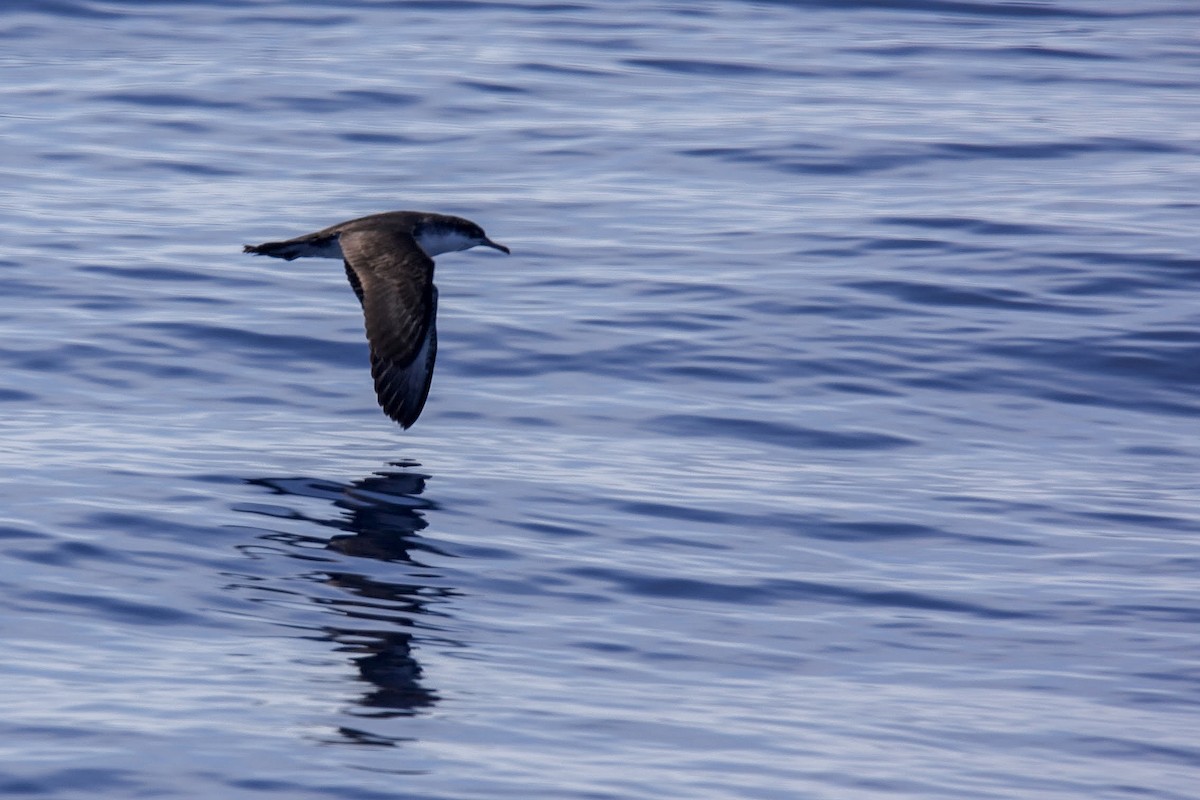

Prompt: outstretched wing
xmin=339 ymin=228 xmax=438 ymax=429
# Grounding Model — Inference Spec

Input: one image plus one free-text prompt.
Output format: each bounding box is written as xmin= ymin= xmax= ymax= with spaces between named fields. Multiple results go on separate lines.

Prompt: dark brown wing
xmin=339 ymin=228 xmax=438 ymax=429
xmin=343 ymin=261 xmax=365 ymax=306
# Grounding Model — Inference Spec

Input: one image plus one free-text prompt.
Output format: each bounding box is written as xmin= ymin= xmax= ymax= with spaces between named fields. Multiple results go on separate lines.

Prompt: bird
xmin=243 ymin=210 xmax=509 ymax=429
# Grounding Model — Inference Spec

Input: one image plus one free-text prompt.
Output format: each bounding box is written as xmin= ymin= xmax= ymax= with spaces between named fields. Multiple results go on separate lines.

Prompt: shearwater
xmin=244 ymin=210 xmax=509 ymax=429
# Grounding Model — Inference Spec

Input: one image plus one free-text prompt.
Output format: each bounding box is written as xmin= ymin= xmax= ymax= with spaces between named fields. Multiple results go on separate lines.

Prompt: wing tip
xmin=374 ymin=369 xmax=428 ymax=430
xmin=382 ymin=401 xmax=422 ymax=430
xmin=380 ymin=393 xmax=421 ymax=429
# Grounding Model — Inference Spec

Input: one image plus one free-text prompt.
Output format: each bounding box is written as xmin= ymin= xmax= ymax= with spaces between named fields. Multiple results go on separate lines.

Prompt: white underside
xmin=414 ymin=229 xmax=476 ymax=257
xmin=375 ymin=289 xmax=438 ymax=418
xmin=308 ymin=240 xmax=345 ymax=259
xmin=304 ymin=229 xmax=475 ymax=260
xmin=407 ymin=288 xmax=438 ymax=394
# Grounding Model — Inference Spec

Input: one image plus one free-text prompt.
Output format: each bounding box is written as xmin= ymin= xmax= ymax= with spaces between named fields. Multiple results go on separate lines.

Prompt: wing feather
xmin=339 ymin=228 xmax=438 ymax=428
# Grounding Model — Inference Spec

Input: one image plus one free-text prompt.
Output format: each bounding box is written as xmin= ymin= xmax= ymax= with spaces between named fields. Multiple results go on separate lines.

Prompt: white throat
xmin=414 ymin=228 xmax=476 ymax=257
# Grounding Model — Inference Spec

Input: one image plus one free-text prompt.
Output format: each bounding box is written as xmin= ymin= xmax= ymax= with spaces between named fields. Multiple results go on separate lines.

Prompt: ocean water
xmin=2 ymin=1 xmax=1199 ymax=797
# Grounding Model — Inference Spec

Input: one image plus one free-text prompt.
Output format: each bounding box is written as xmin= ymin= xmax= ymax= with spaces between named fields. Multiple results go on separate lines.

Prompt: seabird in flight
xmin=244 ymin=210 xmax=509 ymax=428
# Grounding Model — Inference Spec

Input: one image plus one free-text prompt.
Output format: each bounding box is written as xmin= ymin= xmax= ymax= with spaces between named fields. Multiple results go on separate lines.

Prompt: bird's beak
xmin=482 ymin=238 xmax=510 ymax=254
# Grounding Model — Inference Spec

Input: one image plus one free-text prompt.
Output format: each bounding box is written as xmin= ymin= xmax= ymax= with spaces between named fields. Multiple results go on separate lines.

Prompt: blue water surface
xmin=1 ymin=1 xmax=1199 ymax=798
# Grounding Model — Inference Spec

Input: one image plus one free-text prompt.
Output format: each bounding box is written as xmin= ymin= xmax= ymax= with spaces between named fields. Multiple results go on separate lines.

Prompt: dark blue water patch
xmin=636 ymin=280 xmax=746 ymax=301
xmin=457 ymin=333 xmax=778 ymax=384
xmin=134 ymin=322 xmax=362 ymax=366
xmin=741 ymin=0 xmax=1151 ymax=20
xmin=528 ymin=276 xmax=623 ymax=291
xmin=1072 ymin=736 xmax=1200 ymax=769
xmin=616 ymin=500 xmax=739 ymax=528
xmin=0 ymin=23 xmax=45 ymax=41
xmin=979 ymin=334 xmax=1200 ymax=407
xmin=646 ymin=413 xmax=915 ymax=451
xmin=98 ymin=91 xmax=245 ymax=110
xmin=263 ymin=90 xmax=420 ymax=114
xmin=75 ymin=510 xmax=231 ymax=544
xmin=1090 ymin=603 xmax=1200 ymax=626
xmin=1129 ymin=668 xmax=1200 ymax=705
xmin=743 ymin=297 xmax=922 ymax=321
xmin=861 ymin=237 xmax=951 ymax=252
xmin=623 ymin=57 xmax=817 ymax=79
xmin=456 ymin=80 xmax=530 ymax=95
xmin=658 ymin=362 xmax=766 ymax=384
xmin=1121 ymin=444 xmax=1191 ymax=458
xmin=10 ymin=539 xmax=124 ymax=568
xmin=0 ymin=525 xmax=44 ymax=543
xmin=361 ymin=0 xmax=588 ymax=11
xmin=926 ymin=355 xmax=1200 ymax=419
xmin=1049 ymin=250 xmax=1200 ymax=281
xmin=232 ymin=501 xmax=304 ymax=520
xmin=567 ymin=566 xmax=1034 ymax=619
xmin=1001 ymin=45 xmax=1123 ymax=61
xmin=334 ymin=89 xmax=423 ymax=107
xmin=104 ymin=333 xmax=195 ymax=356
xmin=845 ymin=42 xmax=1122 ymax=61
xmin=6 ymin=342 xmax=118 ymax=373
xmin=98 ymin=357 xmax=228 ymax=382
xmin=519 ymin=61 xmax=609 ymax=78
xmin=874 ymin=215 xmax=1069 ymax=237
xmin=993 ymin=72 xmax=1200 ymax=91
xmin=681 ymin=135 xmax=1189 ymax=179
xmin=38 ymin=150 xmax=89 ymax=163
xmin=820 ymin=380 xmax=901 ymax=397
xmin=144 ymin=160 xmax=241 ymax=177
xmin=80 ymin=264 xmax=238 ymax=283
xmin=679 ymin=144 xmax=907 ymax=177
xmin=31 ymin=238 xmax=88 ymax=253
xmin=1069 ymin=510 xmax=1200 ymax=534
xmin=338 ymin=132 xmax=424 ymax=145
xmin=610 ymin=498 xmax=1029 ymax=547
xmin=148 ymin=119 xmax=214 ymax=135
xmin=236 ymin=10 xmax=357 ymax=27
xmin=0 ymin=273 xmax=82 ymax=299
xmin=932 ymin=493 xmax=1056 ymax=516
xmin=1033 ymin=388 xmax=1197 ymax=417
xmin=931 ymin=137 xmax=1189 ymax=160
xmin=625 ymin=534 xmax=730 ymax=552
xmin=222 ymin=776 xmax=429 ymax=800
xmin=0 ymin=387 xmax=37 ymax=402
xmin=1047 ymin=275 xmax=1172 ymax=298
xmin=0 ymin=768 xmax=137 ymax=797
xmin=845 ymin=279 xmax=1092 ymax=314
xmin=802 ymin=520 xmax=1030 ymax=546
xmin=729 ymin=298 xmax=835 ymax=316
xmin=1125 ymin=329 xmax=1200 ymax=346
xmin=71 ymin=294 xmax=227 ymax=312
xmin=22 ymin=589 xmax=204 ymax=626
xmin=222 ymin=394 xmax=300 ymax=407
xmin=0 ymin=0 xmax=125 ymax=18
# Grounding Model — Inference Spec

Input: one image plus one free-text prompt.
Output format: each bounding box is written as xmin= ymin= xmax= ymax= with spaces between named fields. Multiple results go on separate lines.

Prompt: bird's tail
xmin=243 ymin=234 xmax=340 ymax=261
xmin=243 ymin=240 xmax=305 ymax=260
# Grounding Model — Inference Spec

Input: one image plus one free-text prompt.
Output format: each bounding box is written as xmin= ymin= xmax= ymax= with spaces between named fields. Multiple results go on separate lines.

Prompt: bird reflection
xmin=239 ymin=461 xmax=455 ymax=734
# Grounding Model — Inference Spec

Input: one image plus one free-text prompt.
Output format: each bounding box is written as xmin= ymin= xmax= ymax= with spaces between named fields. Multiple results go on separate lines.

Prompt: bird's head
xmin=414 ymin=215 xmax=510 ymax=257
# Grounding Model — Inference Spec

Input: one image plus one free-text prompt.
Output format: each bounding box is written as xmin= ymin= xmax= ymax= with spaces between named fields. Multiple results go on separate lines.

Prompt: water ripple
xmin=647 ymin=413 xmax=915 ymax=451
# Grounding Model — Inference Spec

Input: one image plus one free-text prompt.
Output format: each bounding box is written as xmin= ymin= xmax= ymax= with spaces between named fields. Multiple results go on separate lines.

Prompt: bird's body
xmin=244 ymin=211 xmax=509 ymax=429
